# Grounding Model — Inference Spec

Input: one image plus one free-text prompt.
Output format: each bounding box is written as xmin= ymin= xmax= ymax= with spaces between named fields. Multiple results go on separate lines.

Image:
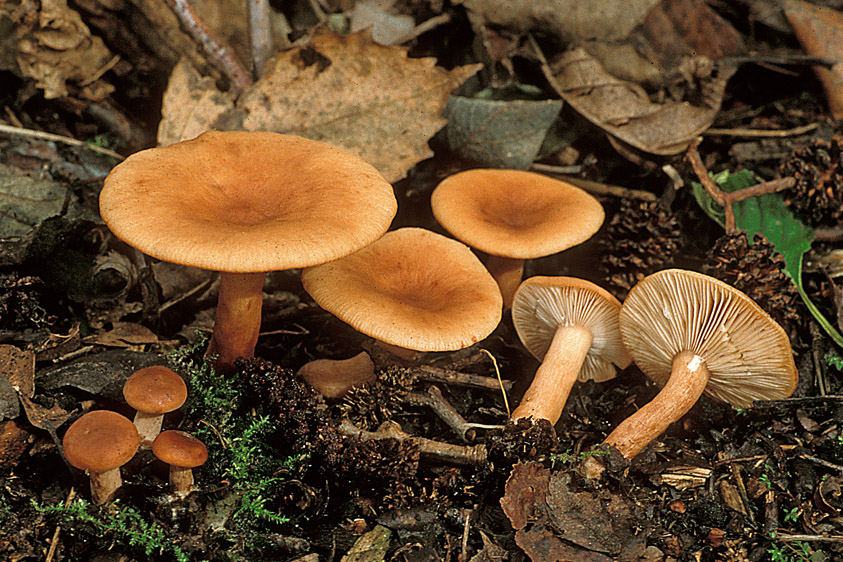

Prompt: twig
xmin=815 ymin=225 xmax=843 ymax=242
xmin=798 ymin=453 xmax=843 ymax=472
xmin=45 ymin=488 xmax=76 ymax=562
xmin=0 ymin=123 xmax=123 ymax=160
xmin=704 ymin=123 xmax=819 ymax=138
xmin=163 ymin=0 xmax=252 ymax=92
xmin=753 ymin=396 xmax=843 ymax=408
xmin=405 ymin=385 xmax=476 ymax=442
xmin=533 ymin=169 xmax=658 ymax=202
xmin=772 ymin=532 xmax=843 ymax=543
xmin=337 ymin=419 xmax=487 ymax=466
xmin=414 ymin=364 xmax=513 ymax=392
xmin=246 ymin=0 xmax=273 ymax=79
xmin=392 ymin=13 xmax=452 ymax=44
xmin=685 ymin=138 xmax=796 ymax=233
xmin=729 ymin=463 xmax=756 ymax=526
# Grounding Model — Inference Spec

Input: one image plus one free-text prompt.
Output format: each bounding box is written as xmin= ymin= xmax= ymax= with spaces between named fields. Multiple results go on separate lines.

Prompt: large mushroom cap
xmin=512 ymin=276 xmax=632 ymax=383
xmin=430 ymin=169 xmax=604 ymax=258
xmin=63 ymin=410 xmax=140 ymax=473
xmin=100 ymin=130 xmax=397 ymax=273
xmin=302 ymin=227 xmax=503 ymax=351
xmin=619 ymin=269 xmax=798 ymax=409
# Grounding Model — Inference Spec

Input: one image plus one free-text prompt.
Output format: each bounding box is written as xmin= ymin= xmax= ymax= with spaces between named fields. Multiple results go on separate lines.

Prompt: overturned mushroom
xmin=511 ymin=276 xmax=631 ymax=424
xmin=604 ymin=269 xmax=798 ymax=459
xmin=100 ymin=131 xmax=397 ymax=373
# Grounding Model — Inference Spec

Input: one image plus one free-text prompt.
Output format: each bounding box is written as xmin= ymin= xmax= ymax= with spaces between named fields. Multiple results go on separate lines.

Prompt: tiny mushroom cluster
xmin=62 ymin=365 xmax=206 ymax=505
xmin=91 ymin=129 xmax=801 ymax=496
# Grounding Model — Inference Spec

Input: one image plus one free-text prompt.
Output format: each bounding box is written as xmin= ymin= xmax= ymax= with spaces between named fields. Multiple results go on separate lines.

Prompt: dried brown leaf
xmin=0 ymin=344 xmax=35 ymax=398
xmin=544 ymin=47 xmax=730 ymax=155
xmin=18 ymin=393 xmax=70 ymax=433
xmin=500 ymin=461 xmax=551 ymax=530
xmin=236 ymin=31 xmax=480 ymax=182
xmin=82 ymin=321 xmax=159 ymax=347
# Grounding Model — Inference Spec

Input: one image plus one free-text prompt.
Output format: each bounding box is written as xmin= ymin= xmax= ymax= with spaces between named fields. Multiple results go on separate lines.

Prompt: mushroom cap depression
xmin=512 ymin=276 xmax=632 ymax=382
xmin=619 ymin=269 xmax=798 ymax=409
xmin=100 ymin=131 xmax=398 ymax=273
xmin=63 ymin=410 xmax=140 ymax=473
xmin=152 ymin=430 xmax=208 ymax=468
xmin=123 ymin=366 xmax=187 ymax=415
xmin=430 ymin=169 xmax=604 ymax=259
xmin=301 ymin=227 xmax=503 ymax=351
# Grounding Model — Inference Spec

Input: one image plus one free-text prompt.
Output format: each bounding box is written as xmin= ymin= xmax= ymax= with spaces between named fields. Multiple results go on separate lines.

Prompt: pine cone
xmin=704 ymin=232 xmax=803 ymax=340
xmin=779 ymin=137 xmax=843 ymax=227
xmin=599 ymin=199 xmax=684 ymax=299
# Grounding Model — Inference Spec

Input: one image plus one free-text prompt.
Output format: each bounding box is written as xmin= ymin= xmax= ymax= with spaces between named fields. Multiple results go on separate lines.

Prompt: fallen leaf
xmin=349 ymin=1 xmax=415 ymax=46
xmin=235 ymin=31 xmax=481 ymax=182
xmin=785 ymin=0 xmax=843 ymax=119
xmin=340 ymin=524 xmax=391 ymax=562
xmin=444 ymin=95 xmax=563 ymax=169
xmin=516 ymin=523 xmax=615 ymax=562
xmin=0 ymin=420 xmax=32 ymax=467
xmin=157 ymin=58 xmax=237 ymax=146
xmin=1 ymin=344 xmax=35 ymax=398
xmin=543 ymin=47 xmax=731 ymax=156
xmin=11 ymin=0 xmax=114 ymax=99
xmin=82 ymin=321 xmax=159 ymax=347
xmin=469 ymin=531 xmax=508 ymax=562
xmin=500 ymin=461 xmax=551 ymax=530
xmin=462 ymin=0 xmax=660 ymax=44
xmin=18 ymin=393 xmax=70 ymax=434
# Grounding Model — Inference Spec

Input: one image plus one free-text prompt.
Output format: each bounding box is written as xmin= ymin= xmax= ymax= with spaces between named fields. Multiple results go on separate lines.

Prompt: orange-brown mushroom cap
xmin=430 ymin=169 xmax=604 ymax=259
xmin=63 ymin=410 xmax=140 ymax=473
xmin=99 ymin=130 xmax=398 ymax=273
xmin=123 ymin=366 xmax=187 ymax=415
xmin=152 ymin=430 xmax=208 ymax=468
xmin=619 ymin=269 xmax=798 ymax=408
xmin=301 ymin=227 xmax=503 ymax=351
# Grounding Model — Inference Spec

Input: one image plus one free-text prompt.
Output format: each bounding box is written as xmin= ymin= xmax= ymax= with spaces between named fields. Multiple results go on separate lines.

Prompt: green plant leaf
xmin=691 ymin=170 xmax=843 ymax=347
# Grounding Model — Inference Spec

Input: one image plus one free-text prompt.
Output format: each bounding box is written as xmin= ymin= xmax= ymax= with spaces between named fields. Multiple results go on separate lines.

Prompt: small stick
xmin=405 ymin=385 xmax=476 ymax=442
xmin=729 ymin=463 xmax=756 ymax=526
xmin=685 ymin=139 xmax=796 ymax=233
xmin=246 ymin=0 xmax=273 ymax=79
xmin=45 ymin=488 xmax=76 ymax=562
xmin=0 ymin=123 xmax=123 ymax=160
xmin=771 ymin=532 xmax=843 ymax=543
xmin=392 ymin=13 xmax=451 ymax=45
xmin=337 ymin=419 xmax=487 ymax=466
xmin=533 ymin=169 xmax=658 ymax=202
xmin=163 ymin=0 xmax=252 ymax=92
xmin=414 ymin=364 xmax=513 ymax=392
xmin=798 ymin=453 xmax=843 ymax=472
xmin=704 ymin=123 xmax=819 ymax=138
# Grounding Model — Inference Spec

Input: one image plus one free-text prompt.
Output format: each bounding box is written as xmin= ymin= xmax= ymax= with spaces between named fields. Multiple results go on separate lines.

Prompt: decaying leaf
xmin=236 ymin=31 xmax=480 ymax=182
xmin=463 ymin=0 xmax=660 ymax=44
xmin=785 ymin=0 xmax=843 ymax=119
xmin=444 ymin=95 xmax=563 ymax=169
xmin=544 ymin=47 xmax=731 ymax=156
xmin=158 ymin=31 xmax=479 ymax=182
xmin=340 ymin=524 xmax=391 ymax=562
xmin=1 ymin=344 xmax=34 ymax=398
xmin=501 ymin=461 xmax=648 ymax=562
xmin=157 ymin=58 xmax=237 ymax=147
xmin=9 ymin=0 xmax=115 ymax=99
xmin=82 ymin=321 xmax=160 ymax=348
xmin=18 ymin=393 xmax=70 ymax=434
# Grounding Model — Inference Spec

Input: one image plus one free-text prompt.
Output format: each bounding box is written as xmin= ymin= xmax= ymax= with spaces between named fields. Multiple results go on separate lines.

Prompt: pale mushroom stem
xmin=169 ymin=465 xmax=194 ymax=498
xmin=89 ymin=468 xmax=123 ymax=505
xmin=485 ymin=255 xmax=524 ymax=309
xmin=205 ymin=271 xmax=266 ymax=373
xmin=511 ymin=324 xmax=593 ymax=424
xmin=133 ymin=412 xmax=164 ymax=449
xmin=603 ymin=350 xmax=711 ymax=459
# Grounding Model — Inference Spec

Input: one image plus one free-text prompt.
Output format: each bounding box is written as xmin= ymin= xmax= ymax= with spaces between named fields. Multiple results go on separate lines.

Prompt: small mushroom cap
xmin=63 ymin=410 xmax=140 ymax=473
xmin=100 ymin=130 xmax=397 ymax=273
xmin=152 ymin=430 xmax=208 ymax=468
xmin=619 ymin=269 xmax=798 ymax=409
xmin=512 ymin=276 xmax=632 ymax=382
xmin=123 ymin=366 xmax=188 ymax=414
xmin=302 ymin=227 xmax=503 ymax=351
xmin=431 ymin=169 xmax=604 ymax=259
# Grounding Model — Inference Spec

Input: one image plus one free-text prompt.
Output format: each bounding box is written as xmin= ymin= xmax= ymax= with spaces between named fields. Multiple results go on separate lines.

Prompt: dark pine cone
xmin=779 ymin=137 xmax=843 ymax=227
xmin=599 ymin=199 xmax=684 ymax=299
xmin=704 ymin=232 xmax=803 ymax=340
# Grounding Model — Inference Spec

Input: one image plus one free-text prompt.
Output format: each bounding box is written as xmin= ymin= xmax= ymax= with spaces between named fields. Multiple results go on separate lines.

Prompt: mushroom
xmin=100 ymin=130 xmax=397 ymax=373
xmin=301 ymin=227 xmax=503 ymax=353
xmin=603 ymin=269 xmax=798 ymax=459
xmin=510 ymin=276 xmax=632 ymax=424
xmin=62 ymin=410 xmax=140 ymax=505
xmin=298 ymin=351 xmax=376 ymax=399
xmin=152 ymin=430 xmax=208 ymax=498
xmin=431 ymin=169 xmax=604 ymax=307
xmin=122 ymin=366 xmax=188 ymax=448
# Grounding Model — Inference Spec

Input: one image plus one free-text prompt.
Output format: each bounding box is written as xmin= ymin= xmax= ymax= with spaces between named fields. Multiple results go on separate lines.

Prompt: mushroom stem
xmin=89 ymin=468 xmax=122 ymax=505
xmin=485 ymin=255 xmax=524 ymax=309
xmin=511 ymin=324 xmax=593 ymax=424
xmin=603 ymin=350 xmax=711 ymax=459
xmin=206 ymin=271 xmax=265 ymax=373
xmin=169 ymin=465 xmax=194 ymax=498
xmin=132 ymin=412 xmax=164 ymax=449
